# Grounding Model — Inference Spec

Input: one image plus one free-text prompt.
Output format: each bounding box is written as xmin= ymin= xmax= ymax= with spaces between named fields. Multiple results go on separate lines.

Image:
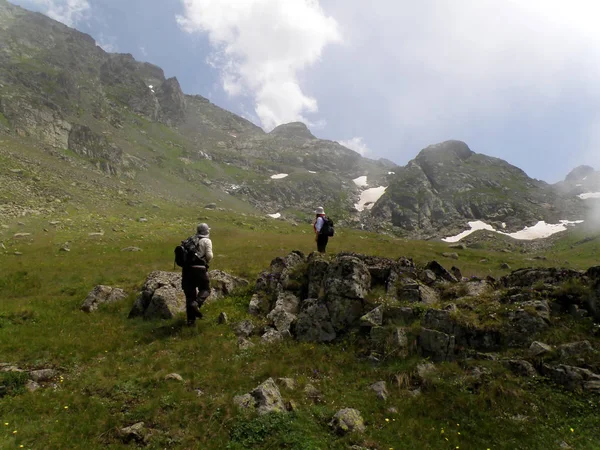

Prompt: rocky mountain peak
xmin=156 ymin=77 xmax=186 ymax=125
xmin=565 ymin=165 xmax=595 ymax=183
xmin=269 ymin=122 xmax=316 ymax=140
xmin=416 ymin=140 xmax=474 ymax=164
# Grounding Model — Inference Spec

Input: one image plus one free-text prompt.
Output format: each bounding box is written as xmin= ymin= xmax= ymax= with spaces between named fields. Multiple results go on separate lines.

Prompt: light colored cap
xmin=197 ymin=223 xmax=210 ymax=236
xmin=315 ymin=207 xmax=325 ymax=215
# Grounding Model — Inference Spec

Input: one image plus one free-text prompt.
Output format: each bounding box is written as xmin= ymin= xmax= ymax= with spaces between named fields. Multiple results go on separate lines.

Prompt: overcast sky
xmin=11 ymin=0 xmax=600 ymax=182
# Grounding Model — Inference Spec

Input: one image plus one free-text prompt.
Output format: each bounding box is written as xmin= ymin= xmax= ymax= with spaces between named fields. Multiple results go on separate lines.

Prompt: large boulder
xmin=207 ymin=270 xmax=249 ymax=302
xmin=329 ymin=408 xmax=366 ymax=435
xmin=307 ymin=252 xmax=330 ymax=298
xmin=250 ymin=378 xmax=286 ymax=415
xmin=295 ymin=300 xmax=337 ymax=343
xmin=81 ymin=285 xmax=127 ymax=312
xmin=501 ymin=268 xmax=583 ymax=288
xmin=128 ymin=271 xmax=183 ymax=319
xmin=541 ymin=365 xmax=600 ymax=393
xmin=398 ymin=281 xmax=439 ymax=304
xmin=419 ymin=328 xmax=456 ymax=362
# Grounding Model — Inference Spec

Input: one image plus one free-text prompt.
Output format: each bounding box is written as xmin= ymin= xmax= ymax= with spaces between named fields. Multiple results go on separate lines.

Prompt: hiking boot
xmin=190 ymin=301 xmax=203 ymax=319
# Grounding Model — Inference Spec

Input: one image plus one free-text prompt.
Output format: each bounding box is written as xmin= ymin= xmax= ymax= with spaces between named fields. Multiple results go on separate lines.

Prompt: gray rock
xmin=273 ymin=291 xmax=300 ymax=314
xmin=442 ymin=252 xmax=459 ymax=260
xmin=233 ymin=393 xmax=256 ymax=410
xmin=419 ymin=328 xmax=456 ymax=362
xmin=399 ymin=282 xmax=439 ymax=304
xmin=261 ymin=328 xmax=290 ymax=344
xmin=368 ymin=381 xmax=388 ymax=401
xmin=529 ymin=341 xmax=553 ymax=357
xmin=295 ymin=301 xmax=337 ymax=343
xmin=326 ymin=294 xmax=364 ymax=332
xmin=500 ymin=263 xmax=511 ymax=270
xmin=415 ymin=362 xmax=437 ymax=384
xmin=251 ymin=378 xmax=286 ymax=415
xmin=419 ymin=269 xmax=437 ymax=285
xmin=503 ymin=360 xmax=537 ymax=377
xmin=425 ymin=261 xmax=458 ymax=283
xmin=233 ymin=320 xmax=255 ymax=338
xmin=329 ymin=408 xmax=366 ymax=435
xmin=277 ymin=378 xmax=296 ymax=390
xmin=542 ymin=364 xmax=600 ymax=392
xmin=121 ymin=247 xmax=142 ymax=252
xmin=237 ymin=337 xmax=255 ymax=350
xmin=448 ymin=243 xmax=467 ymax=250
xmin=25 ymin=380 xmax=40 ymax=392
xmin=557 ymin=341 xmax=594 ymax=359
xmin=521 ymin=300 xmax=551 ymax=321
xmin=323 ymin=256 xmax=371 ymax=300
xmin=119 ymin=422 xmax=147 ymax=444
xmin=81 ymin=285 xmax=127 ymax=313
xmin=165 ymin=373 xmax=184 ymax=382
xmin=138 ymin=218 xmax=148 ymax=223
xmin=307 ymin=253 xmax=330 ymax=298
xmin=304 ymin=383 xmax=323 ymax=403
xmin=13 ymin=233 xmax=31 ymax=238
xmin=144 ymin=285 xmax=185 ymax=320
xmin=29 ymin=369 xmax=57 ymax=382
xmin=218 ymin=312 xmax=228 ymax=324
xmin=248 ymin=294 xmax=267 ymax=316
xmin=360 ymin=306 xmax=383 ymax=327
xmin=204 ymin=203 xmax=217 ymax=210
xmin=266 ymin=307 xmax=296 ymax=333
xmin=207 ymin=270 xmax=249 ymax=302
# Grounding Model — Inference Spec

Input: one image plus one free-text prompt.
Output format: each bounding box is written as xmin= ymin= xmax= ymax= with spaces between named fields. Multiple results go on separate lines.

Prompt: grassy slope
xmin=1 ymin=207 xmax=600 ymax=449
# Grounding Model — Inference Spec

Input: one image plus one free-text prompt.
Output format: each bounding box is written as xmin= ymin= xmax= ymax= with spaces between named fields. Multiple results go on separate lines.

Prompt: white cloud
xmin=339 ymin=137 xmax=370 ymax=156
xmin=176 ymin=0 xmax=341 ymax=130
xmin=31 ymin=0 xmax=90 ymax=26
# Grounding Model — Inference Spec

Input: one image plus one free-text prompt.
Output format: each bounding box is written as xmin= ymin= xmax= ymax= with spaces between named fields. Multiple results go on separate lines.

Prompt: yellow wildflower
xmin=64 ymin=406 xmax=69 ymax=410
xmin=570 ymin=428 xmax=574 ymax=433
xmin=13 ymin=430 xmax=17 ymax=434
xmin=385 ymin=418 xmax=390 ymax=422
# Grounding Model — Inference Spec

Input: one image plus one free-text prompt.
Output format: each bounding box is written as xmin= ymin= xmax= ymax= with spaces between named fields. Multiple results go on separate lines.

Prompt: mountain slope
xmin=368 ymin=141 xmax=586 ymax=238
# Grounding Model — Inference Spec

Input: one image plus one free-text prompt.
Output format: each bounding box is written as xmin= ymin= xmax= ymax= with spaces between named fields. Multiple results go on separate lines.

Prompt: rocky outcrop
xmin=68 ymin=124 xmax=124 ymax=175
xmin=329 ymin=408 xmax=366 ymax=435
xmin=207 ymin=270 xmax=249 ymax=302
xmin=233 ymin=378 xmax=286 ymax=415
xmin=156 ymin=77 xmax=186 ymax=125
xmin=81 ymin=285 xmax=127 ymax=312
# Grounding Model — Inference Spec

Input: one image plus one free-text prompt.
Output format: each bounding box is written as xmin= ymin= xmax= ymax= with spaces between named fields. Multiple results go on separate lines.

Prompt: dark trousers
xmin=182 ymin=266 xmax=210 ymax=323
xmin=317 ymin=234 xmax=329 ymax=253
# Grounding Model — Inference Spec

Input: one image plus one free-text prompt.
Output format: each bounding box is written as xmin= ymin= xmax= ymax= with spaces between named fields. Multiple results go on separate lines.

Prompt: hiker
xmin=313 ymin=206 xmax=330 ymax=253
xmin=181 ymin=223 xmax=213 ymax=326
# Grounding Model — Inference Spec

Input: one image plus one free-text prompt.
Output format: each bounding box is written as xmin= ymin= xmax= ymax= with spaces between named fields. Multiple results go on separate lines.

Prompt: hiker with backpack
xmin=313 ymin=206 xmax=334 ymax=253
xmin=175 ymin=223 xmax=213 ymax=326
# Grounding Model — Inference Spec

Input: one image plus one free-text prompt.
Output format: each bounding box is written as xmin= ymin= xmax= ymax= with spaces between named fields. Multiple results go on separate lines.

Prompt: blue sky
xmin=10 ymin=0 xmax=600 ymax=183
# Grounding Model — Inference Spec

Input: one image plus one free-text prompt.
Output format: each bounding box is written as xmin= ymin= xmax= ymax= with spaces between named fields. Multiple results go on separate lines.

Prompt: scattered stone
xmin=387 ymin=407 xmax=399 ymax=414
xmin=233 ymin=320 xmax=255 ymax=338
xmin=448 ymin=243 xmax=467 ymax=250
xmin=237 ymin=337 xmax=255 ymax=350
xmin=557 ymin=341 xmax=594 ymax=359
xmin=29 ymin=369 xmax=57 ymax=382
xmin=420 ymin=269 xmax=437 ymax=285
xmin=59 ymin=244 xmax=70 ymax=252
xmin=88 ymin=232 xmax=104 ymax=237
xmin=25 ymin=380 xmax=40 ymax=392
xmin=503 ymin=360 xmax=537 ymax=377
xmin=542 ymin=364 xmax=600 ymax=392
xmin=442 ymin=252 xmax=459 ymax=260
xmin=368 ymin=381 xmax=388 ymax=401
xmin=415 ymin=362 xmax=437 ymax=385
xmin=138 ymin=218 xmax=148 ymax=223
xmin=165 ymin=373 xmax=184 ymax=382
xmin=121 ymin=247 xmax=142 ymax=252
xmin=277 ymin=378 xmax=296 ymax=390
xmin=14 ymin=252 xmax=22 ymax=256
xmin=81 ymin=285 xmax=127 ymax=313
xmin=13 ymin=233 xmax=31 ymax=238
xmin=251 ymin=378 xmax=286 ymax=415
xmin=233 ymin=393 xmax=256 ymax=410
xmin=261 ymin=328 xmax=289 ymax=343
xmin=304 ymin=383 xmax=323 ymax=403
xmin=218 ymin=312 xmax=228 ymax=324
xmin=204 ymin=203 xmax=217 ymax=210
xmin=119 ymin=422 xmax=148 ymax=444
xmin=360 ymin=306 xmax=383 ymax=327
xmin=529 ymin=341 xmax=553 ymax=357
xmin=329 ymin=408 xmax=366 ymax=435
xmin=479 ymin=258 xmax=488 ymax=263
xmin=500 ymin=263 xmax=511 ymax=270
xmin=128 ymin=271 xmax=185 ymax=320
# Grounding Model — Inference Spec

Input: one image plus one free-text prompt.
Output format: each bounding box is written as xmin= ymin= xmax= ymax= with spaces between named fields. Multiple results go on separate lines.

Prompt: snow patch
xmin=355 ymin=186 xmax=387 ymax=211
xmin=308 ymin=170 xmax=317 ymax=174
xmin=353 ymin=176 xmax=368 ymax=187
xmin=148 ymin=85 xmax=155 ymax=93
xmin=267 ymin=213 xmax=281 ymax=219
xmin=578 ymin=192 xmax=600 ymax=199
xmin=501 ymin=222 xmax=507 ymax=229
xmin=270 ymin=173 xmax=289 ymax=179
xmin=388 ymin=171 xmax=396 ymax=175
xmin=442 ymin=221 xmax=496 ymax=243
xmin=443 ymin=219 xmax=584 ymax=242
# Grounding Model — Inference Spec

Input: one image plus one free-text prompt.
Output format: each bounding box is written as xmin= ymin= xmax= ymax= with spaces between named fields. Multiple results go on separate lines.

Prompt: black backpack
xmin=174 ymin=237 xmax=205 ymax=268
xmin=320 ymin=216 xmax=335 ymax=237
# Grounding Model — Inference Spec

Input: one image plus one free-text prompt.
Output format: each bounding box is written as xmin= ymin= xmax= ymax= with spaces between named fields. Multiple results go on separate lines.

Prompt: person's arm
xmin=203 ymin=239 xmax=213 ymax=263
xmin=315 ymin=217 xmax=324 ymax=233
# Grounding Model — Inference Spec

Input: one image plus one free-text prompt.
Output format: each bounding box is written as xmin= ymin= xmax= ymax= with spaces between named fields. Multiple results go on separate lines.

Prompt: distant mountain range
xmin=0 ymin=0 xmax=595 ymax=239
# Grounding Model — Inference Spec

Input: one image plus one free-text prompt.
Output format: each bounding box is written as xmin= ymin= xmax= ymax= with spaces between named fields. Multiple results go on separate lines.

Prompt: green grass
xmin=1 ymin=208 xmax=600 ymax=449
